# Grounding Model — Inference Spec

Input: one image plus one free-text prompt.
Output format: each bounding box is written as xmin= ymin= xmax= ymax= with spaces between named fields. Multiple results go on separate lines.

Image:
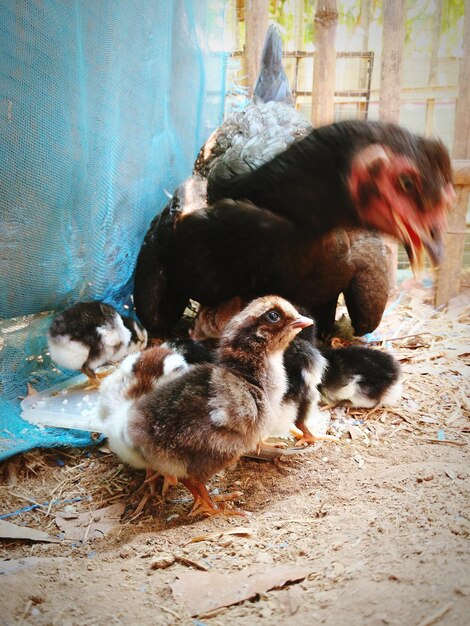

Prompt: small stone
xmin=354 ymin=455 xmax=365 ymax=469
xmin=120 ymin=547 xmax=134 ymax=559
xmin=149 ymin=554 xmax=175 ymax=570
xmin=416 ymin=475 xmax=433 ymax=482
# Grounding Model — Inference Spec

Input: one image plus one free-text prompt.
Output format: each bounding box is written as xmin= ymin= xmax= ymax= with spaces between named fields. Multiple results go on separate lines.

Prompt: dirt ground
xmin=1 ymin=281 xmax=469 ymax=626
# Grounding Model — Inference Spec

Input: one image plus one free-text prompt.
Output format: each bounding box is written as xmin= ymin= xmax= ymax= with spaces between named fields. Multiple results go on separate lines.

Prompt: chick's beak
xmin=290 ymin=315 xmax=314 ymax=329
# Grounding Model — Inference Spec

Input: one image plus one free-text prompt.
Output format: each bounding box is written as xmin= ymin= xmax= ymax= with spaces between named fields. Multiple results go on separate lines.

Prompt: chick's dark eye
xmin=398 ymin=174 xmax=416 ymax=194
xmin=265 ymin=309 xmax=281 ymax=324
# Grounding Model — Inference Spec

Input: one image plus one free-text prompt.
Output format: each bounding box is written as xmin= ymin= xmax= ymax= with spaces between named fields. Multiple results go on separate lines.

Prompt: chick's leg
xmin=144 ymin=468 xmax=160 ymax=496
xmin=131 ymin=469 xmax=159 ymax=519
xmin=81 ymin=365 xmax=100 ymax=390
xmin=180 ymin=478 xmax=244 ymax=517
xmin=162 ymin=475 xmax=178 ymax=496
xmin=292 ymin=422 xmax=339 ymax=447
xmin=141 ymin=471 xmax=178 ymax=497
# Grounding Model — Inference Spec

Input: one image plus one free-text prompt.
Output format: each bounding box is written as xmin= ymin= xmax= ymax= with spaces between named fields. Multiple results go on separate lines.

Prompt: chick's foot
xmin=258 ymin=439 xmax=289 ymax=451
xmin=82 ymin=367 xmax=110 ymax=390
xmin=291 ymin=426 xmax=339 ymax=447
xmin=181 ymin=478 xmax=245 ymax=517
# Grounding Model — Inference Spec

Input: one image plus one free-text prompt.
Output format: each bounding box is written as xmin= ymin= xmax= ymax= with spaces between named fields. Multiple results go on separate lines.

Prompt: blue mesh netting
xmin=0 ymin=0 xmax=228 ymax=460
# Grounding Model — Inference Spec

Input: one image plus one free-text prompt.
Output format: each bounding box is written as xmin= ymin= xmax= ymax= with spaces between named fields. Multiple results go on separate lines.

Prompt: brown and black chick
xmin=185 ymin=298 xmax=402 ymax=444
xmin=99 ymin=295 xmax=312 ymax=516
xmin=186 ymin=298 xmax=335 ymax=447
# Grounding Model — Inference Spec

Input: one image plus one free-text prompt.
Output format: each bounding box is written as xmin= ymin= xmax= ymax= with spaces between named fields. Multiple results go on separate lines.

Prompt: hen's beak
xmin=291 ymin=315 xmax=314 ymax=329
xmin=401 ymin=183 xmax=456 ymax=273
xmin=394 ymin=213 xmax=444 ymax=274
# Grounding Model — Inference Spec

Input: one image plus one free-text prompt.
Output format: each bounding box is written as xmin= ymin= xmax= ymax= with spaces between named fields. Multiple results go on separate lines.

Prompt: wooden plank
xmin=435 ymin=1 xmax=470 ymax=305
xmin=452 ymin=0 xmax=470 ymax=161
xmin=425 ymin=98 xmax=435 ymax=137
xmin=379 ymin=0 xmax=405 ymax=123
xmin=434 ymin=186 xmax=469 ymax=306
xmin=452 ymin=160 xmax=470 ymax=185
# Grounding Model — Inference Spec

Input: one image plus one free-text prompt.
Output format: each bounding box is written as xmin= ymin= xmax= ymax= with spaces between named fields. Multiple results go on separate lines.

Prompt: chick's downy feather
xmin=99 ymin=296 xmax=313 ymax=514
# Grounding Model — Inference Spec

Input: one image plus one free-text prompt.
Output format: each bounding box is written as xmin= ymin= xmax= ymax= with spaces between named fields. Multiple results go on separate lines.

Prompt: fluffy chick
xmin=99 ymin=344 xmax=189 ymax=497
xmin=319 ymin=346 xmax=402 ymax=408
xmin=279 ymin=330 xmax=333 ymax=447
xmin=100 ymin=295 xmax=312 ymax=516
xmin=183 ymin=300 xmax=334 ymax=448
xmin=189 ymin=299 xmax=402 ymax=442
xmin=48 ymin=301 xmax=148 ymax=388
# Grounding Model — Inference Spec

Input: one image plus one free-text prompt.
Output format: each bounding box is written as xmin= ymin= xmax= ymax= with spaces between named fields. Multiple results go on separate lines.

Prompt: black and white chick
xmin=99 ymin=343 xmax=189 ymax=495
xmin=47 ymin=301 xmax=148 ymax=388
xmin=278 ymin=323 xmax=336 ymax=447
xmin=161 ymin=338 xmax=215 ymax=366
xmin=98 ymin=295 xmax=313 ymax=517
xmin=319 ymin=346 xmax=402 ymax=408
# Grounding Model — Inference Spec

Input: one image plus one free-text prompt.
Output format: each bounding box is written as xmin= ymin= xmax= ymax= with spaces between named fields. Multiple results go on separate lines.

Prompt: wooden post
xmin=435 ymin=0 xmax=470 ymax=306
xmin=379 ymin=0 xmax=406 ymax=290
xmin=244 ymin=0 xmax=270 ymax=97
xmin=360 ymin=0 xmax=372 ymax=54
xmin=294 ymin=0 xmax=304 ymax=51
xmin=379 ymin=0 xmax=405 ymax=122
xmin=358 ymin=0 xmax=372 ymax=119
xmin=452 ymin=0 xmax=470 ymax=161
xmin=310 ymin=0 xmax=338 ymax=127
xmin=425 ymin=0 xmax=443 ymax=137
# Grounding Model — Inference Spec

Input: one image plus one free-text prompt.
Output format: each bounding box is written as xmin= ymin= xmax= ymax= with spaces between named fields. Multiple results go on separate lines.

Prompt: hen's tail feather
xmin=253 ymin=25 xmax=293 ymax=105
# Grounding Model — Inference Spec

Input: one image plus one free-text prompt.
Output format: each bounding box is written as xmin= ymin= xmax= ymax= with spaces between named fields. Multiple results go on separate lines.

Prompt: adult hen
xmin=134 ymin=120 xmax=454 ymax=338
xmin=134 ymin=26 xmax=454 ymax=339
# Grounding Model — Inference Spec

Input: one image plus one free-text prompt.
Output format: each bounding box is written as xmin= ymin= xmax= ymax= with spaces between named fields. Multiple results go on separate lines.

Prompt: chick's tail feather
xmin=253 ymin=25 xmax=293 ymax=105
